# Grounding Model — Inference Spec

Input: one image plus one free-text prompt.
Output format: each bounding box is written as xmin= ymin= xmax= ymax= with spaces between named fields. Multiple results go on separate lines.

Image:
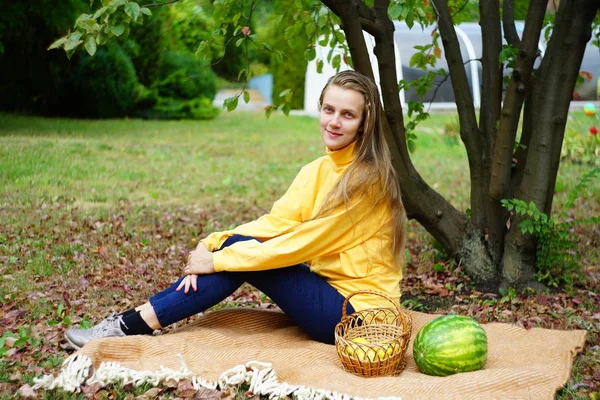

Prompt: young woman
xmin=65 ymin=70 xmax=407 ymax=349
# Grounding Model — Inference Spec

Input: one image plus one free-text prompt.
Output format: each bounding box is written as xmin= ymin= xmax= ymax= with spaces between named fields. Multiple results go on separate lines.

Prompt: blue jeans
xmin=149 ymin=234 xmax=354 ymax=344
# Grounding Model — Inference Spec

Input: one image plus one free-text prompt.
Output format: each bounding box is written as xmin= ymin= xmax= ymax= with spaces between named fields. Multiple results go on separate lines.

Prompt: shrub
xmin=135 ymin=97 xmax=219 ymax=121
xmin=132 ymin=51 xmax=219 ymax=121
xmin=267 ymin=0 xmax=310 ymax=110
xmin=0 ymin=0 xmax=89 ymax=115
xmin=442 ymin=117 xmax=461 ymax=146
xmin=561 ymin=125 xmax=600 ymax=166
xmin=156 ymin=52 xmax=217 ymax=101
xmin=68 ymin=43 xmax=139 ymax=118
xmin=501 ymin=168 xmax=600 ymax=288
xmin=127 ymin=6 xmax=169 ymax=86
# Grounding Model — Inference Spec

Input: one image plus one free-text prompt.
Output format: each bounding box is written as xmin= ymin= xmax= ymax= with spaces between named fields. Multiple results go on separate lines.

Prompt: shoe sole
xmin=64 ymin=333 xmax=83 ymax=351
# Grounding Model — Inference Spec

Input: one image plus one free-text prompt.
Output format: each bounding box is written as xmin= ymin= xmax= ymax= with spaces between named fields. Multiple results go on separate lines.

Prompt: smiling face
xmin=319 ymin=84 xmax=365 ymax=151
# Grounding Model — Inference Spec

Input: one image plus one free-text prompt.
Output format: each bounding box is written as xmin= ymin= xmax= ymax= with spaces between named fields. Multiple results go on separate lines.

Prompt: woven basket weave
xmin=334 ymin=290 xmax=412 ymax=377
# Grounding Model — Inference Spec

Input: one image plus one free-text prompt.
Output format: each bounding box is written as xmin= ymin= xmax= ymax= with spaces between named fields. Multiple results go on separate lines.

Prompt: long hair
xmin=317 ymin=70 xmax=407 ymax=269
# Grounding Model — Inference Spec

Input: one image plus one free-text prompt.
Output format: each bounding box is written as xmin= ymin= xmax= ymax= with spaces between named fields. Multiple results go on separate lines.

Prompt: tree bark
xmin=502 ymin=0 xmax=521 ymax=47
xmin=430 ymin=0 xmax=497 ymax=283
xmin=487 ymin=0 xmax=547 ymax=263
xmin=478 ymin=0 xmax=502 ymax=260
xmin=501 ymin=0 xmax=600 ymax=288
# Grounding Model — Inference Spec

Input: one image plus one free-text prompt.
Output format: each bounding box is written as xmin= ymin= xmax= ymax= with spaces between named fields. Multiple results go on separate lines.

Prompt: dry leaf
xmin=17 ymin=384 xmax=37 ymax=398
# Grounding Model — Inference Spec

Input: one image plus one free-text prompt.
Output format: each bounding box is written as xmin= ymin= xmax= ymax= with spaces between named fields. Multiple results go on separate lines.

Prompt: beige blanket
xmin=39 ymin=308 xmax=587 ymax=399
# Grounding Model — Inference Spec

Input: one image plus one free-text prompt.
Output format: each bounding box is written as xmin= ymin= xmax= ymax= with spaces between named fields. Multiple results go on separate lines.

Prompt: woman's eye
xmin=345 ymin=112 xmax=354 ymax=118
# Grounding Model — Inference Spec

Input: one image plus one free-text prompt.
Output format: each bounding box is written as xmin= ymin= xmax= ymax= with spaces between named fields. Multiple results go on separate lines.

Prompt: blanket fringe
xmin=33 ymin=355 xmax=401 ymax=400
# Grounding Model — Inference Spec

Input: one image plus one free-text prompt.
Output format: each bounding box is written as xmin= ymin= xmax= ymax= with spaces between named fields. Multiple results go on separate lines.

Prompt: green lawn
xmin=0 ymin=110 xmax=598 ymax=399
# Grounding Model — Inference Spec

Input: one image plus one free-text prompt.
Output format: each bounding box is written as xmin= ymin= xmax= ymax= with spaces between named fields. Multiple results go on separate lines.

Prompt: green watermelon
xmin=413 ymin=314 xmax=488 ymax=376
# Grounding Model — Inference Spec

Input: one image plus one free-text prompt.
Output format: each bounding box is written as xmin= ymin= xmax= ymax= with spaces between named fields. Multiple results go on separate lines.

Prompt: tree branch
xmin=143 ymin=0 xmax=180 ymax=8
xmin=489 ymin=0 xmax=547 ymax=203
xmin=369 ymin=0 xmax=470 ymax=254
xmin=477 ymin=0 xmax=502 ymax=256
xmin=359 ymin=17 xmax=382 ymax=37
xmin=500 ymin=0 xmax=600 ymax=288
xmin=431 ymin=0 xmax=480 ymax=153
xmin=356 ymin=1 xmax=377 ymax=23
xmin=332 ymin=0 xmax=376 ymax=79
xmin=502 ymin=0 xmax=521 ymax=47
xmin=431 ymin=0 xmax=483 ymax=236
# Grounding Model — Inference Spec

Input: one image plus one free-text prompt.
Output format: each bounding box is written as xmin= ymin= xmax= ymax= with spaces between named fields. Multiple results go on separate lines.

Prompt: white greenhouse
xmin=303 ymin=22 xmax=600 ymax=115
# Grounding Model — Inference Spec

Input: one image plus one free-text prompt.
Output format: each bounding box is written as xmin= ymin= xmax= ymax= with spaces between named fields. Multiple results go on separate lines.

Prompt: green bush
xmin=157 ymin=52 xmax=217 ymax=101
xmin=0 ymin=0 xmax=89 ymax=115
xmin=135 ymin=97 xmax=219 ymax=120
xmin=68 ymin=43 xmax=139 ymax=118
xmin=267 ymin=0 xmax=311 ymax=110
xmin=561 ymin=126 xmax=600 ymax=166
xmin=127 ymin=7 xmax=169 ymax=86
xmin=132 ymin=51 xmax=219 ymax=121
xmin=501 ymin=168 xmax=600 ymax=288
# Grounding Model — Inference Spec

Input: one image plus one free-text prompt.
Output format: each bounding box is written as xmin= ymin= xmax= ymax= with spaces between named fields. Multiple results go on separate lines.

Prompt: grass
xmin=0 ymin=110 xmax=598 ymax=399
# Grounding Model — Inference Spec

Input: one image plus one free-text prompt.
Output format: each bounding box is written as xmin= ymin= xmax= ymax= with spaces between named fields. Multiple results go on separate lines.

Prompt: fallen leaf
xmin=193 ymin=387 xmax=222 ymax=399
xmin=2 ymin=309 xmax=27 ymax=326
xmin=81 ymin=383 xmax=102 ymax=397
xmin=17 ymin=384 xmax=37 ymax=398
xmin=144 ymin=387 xmax=163 ymax=397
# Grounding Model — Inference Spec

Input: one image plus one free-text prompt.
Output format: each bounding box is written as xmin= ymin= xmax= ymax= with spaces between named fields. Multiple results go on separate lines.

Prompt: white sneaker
xmin=65 ymin=314 xmax=128 ymax=350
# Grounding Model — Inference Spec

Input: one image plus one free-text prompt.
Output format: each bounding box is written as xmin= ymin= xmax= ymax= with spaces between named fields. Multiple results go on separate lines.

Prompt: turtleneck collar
xmin=326 ymin=141 xmax=357 ymax=166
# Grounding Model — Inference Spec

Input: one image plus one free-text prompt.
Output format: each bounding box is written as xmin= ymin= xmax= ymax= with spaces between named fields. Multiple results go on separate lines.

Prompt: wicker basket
xmin=334 ymin=290 xmax=412 ymax=377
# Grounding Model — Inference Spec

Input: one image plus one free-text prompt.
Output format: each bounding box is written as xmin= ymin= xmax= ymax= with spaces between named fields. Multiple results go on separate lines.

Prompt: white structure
xmin=303 ymin=21 xmax=599 ymax=115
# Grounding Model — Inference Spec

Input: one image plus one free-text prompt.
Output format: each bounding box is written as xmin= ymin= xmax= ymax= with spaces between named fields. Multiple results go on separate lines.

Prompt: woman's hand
xmin=184 ymin=242 xmax=215 ymax=275
xmin=175 ymin=243 xmax=215 ymax=294
xmin=176 ymin=274 xmax=198 ymax=294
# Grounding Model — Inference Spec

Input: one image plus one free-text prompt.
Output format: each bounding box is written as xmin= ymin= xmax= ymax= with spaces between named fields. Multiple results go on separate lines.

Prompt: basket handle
xmin=341 ymin=289 xmax=403 ymax=320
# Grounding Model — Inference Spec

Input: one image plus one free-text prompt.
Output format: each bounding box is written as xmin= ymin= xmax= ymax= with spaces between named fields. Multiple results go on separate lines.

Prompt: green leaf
xmin=111 ymin=23 xmax=126 ymax=37
xmin=93 ymin=6 xmax=109 ymax=19
xmin=236 ymin=37 xmax=244 ymax=47
xmin=279 ymin=89 xmax=292 ymax=98
xmin=316 ymin=59 xmax=324 ymax=74
xmin=96 ymin=31 xmax=108 ymax=45
xmin=406 ymin=9 xmax=415 ymax=28
xmin=124 ymin=2 xmax=141 ymax=21
xmin=84 ymin=35 xmax=97 ymax=56
xmin=140 ymin=7 xmax=152 ymax=16
xmin=68 ymin=31 xmax=83 ymax=41
xmin=407 ymin=138 xmax=416 ymax=153
xmin=265 ymin=105 xmax=275 ymax=119
xmin=232 ymin=12 xmax=241 ymax=26
xmin=282 ymin=103 xmax=291 ymax=116
xmin=224 ymin=96 xmax=238 ymax=112
xmin=48 ymin=37 xmax=68 ymax=50
xmin=332 ymin=54 xmax=341 ymax=70
xmin=388 ymin=3 xmax=403 ymax=19
xmin=243 ymin=90 xmax=250 ymax=104
xmin=305 ymin=47 xmax=317 ymax=61
xmin=64 ymin=39 xmax=83 ymax=51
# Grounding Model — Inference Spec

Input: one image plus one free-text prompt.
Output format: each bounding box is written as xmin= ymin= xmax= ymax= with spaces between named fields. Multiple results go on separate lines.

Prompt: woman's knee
xmin=220 ymin=234 xmax=258 ymax=250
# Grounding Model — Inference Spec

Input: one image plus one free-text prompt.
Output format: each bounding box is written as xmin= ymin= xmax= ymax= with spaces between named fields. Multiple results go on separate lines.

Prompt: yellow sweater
xmin=201 ymin=141 xmax=402 ymax=312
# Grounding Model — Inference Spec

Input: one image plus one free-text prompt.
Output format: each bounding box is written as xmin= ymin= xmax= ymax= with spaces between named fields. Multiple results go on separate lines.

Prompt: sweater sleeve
xmin=200 ymin=166 xmax=308 ymax=252
xmin=212 ymin=193 xmax=386 ymax=272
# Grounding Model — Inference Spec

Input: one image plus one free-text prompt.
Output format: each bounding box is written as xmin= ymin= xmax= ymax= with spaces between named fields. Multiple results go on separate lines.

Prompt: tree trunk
xmin=500 ymin=0 xmax=599 ymax=289
xmin=326 ymin=0 xmax=600 ymax=292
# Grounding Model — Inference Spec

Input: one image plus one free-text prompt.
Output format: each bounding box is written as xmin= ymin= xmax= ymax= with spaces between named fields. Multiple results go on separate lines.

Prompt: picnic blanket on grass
xmin=35 ymin=308 xmax=587 ymax=399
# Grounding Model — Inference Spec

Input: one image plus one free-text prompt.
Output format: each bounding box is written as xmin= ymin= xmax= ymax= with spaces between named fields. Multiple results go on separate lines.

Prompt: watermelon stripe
xmin=413 ymin=315 xmax=488 ymax=377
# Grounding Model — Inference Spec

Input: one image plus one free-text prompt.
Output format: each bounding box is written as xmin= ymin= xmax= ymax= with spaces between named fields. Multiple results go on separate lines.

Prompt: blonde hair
xmin=316 ymin=70 xmax=407 ymax=269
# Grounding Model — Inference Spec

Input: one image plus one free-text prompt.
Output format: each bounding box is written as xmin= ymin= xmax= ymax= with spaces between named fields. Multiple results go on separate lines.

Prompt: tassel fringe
xmin=32 ymin=354 xmax=401 ymax=400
